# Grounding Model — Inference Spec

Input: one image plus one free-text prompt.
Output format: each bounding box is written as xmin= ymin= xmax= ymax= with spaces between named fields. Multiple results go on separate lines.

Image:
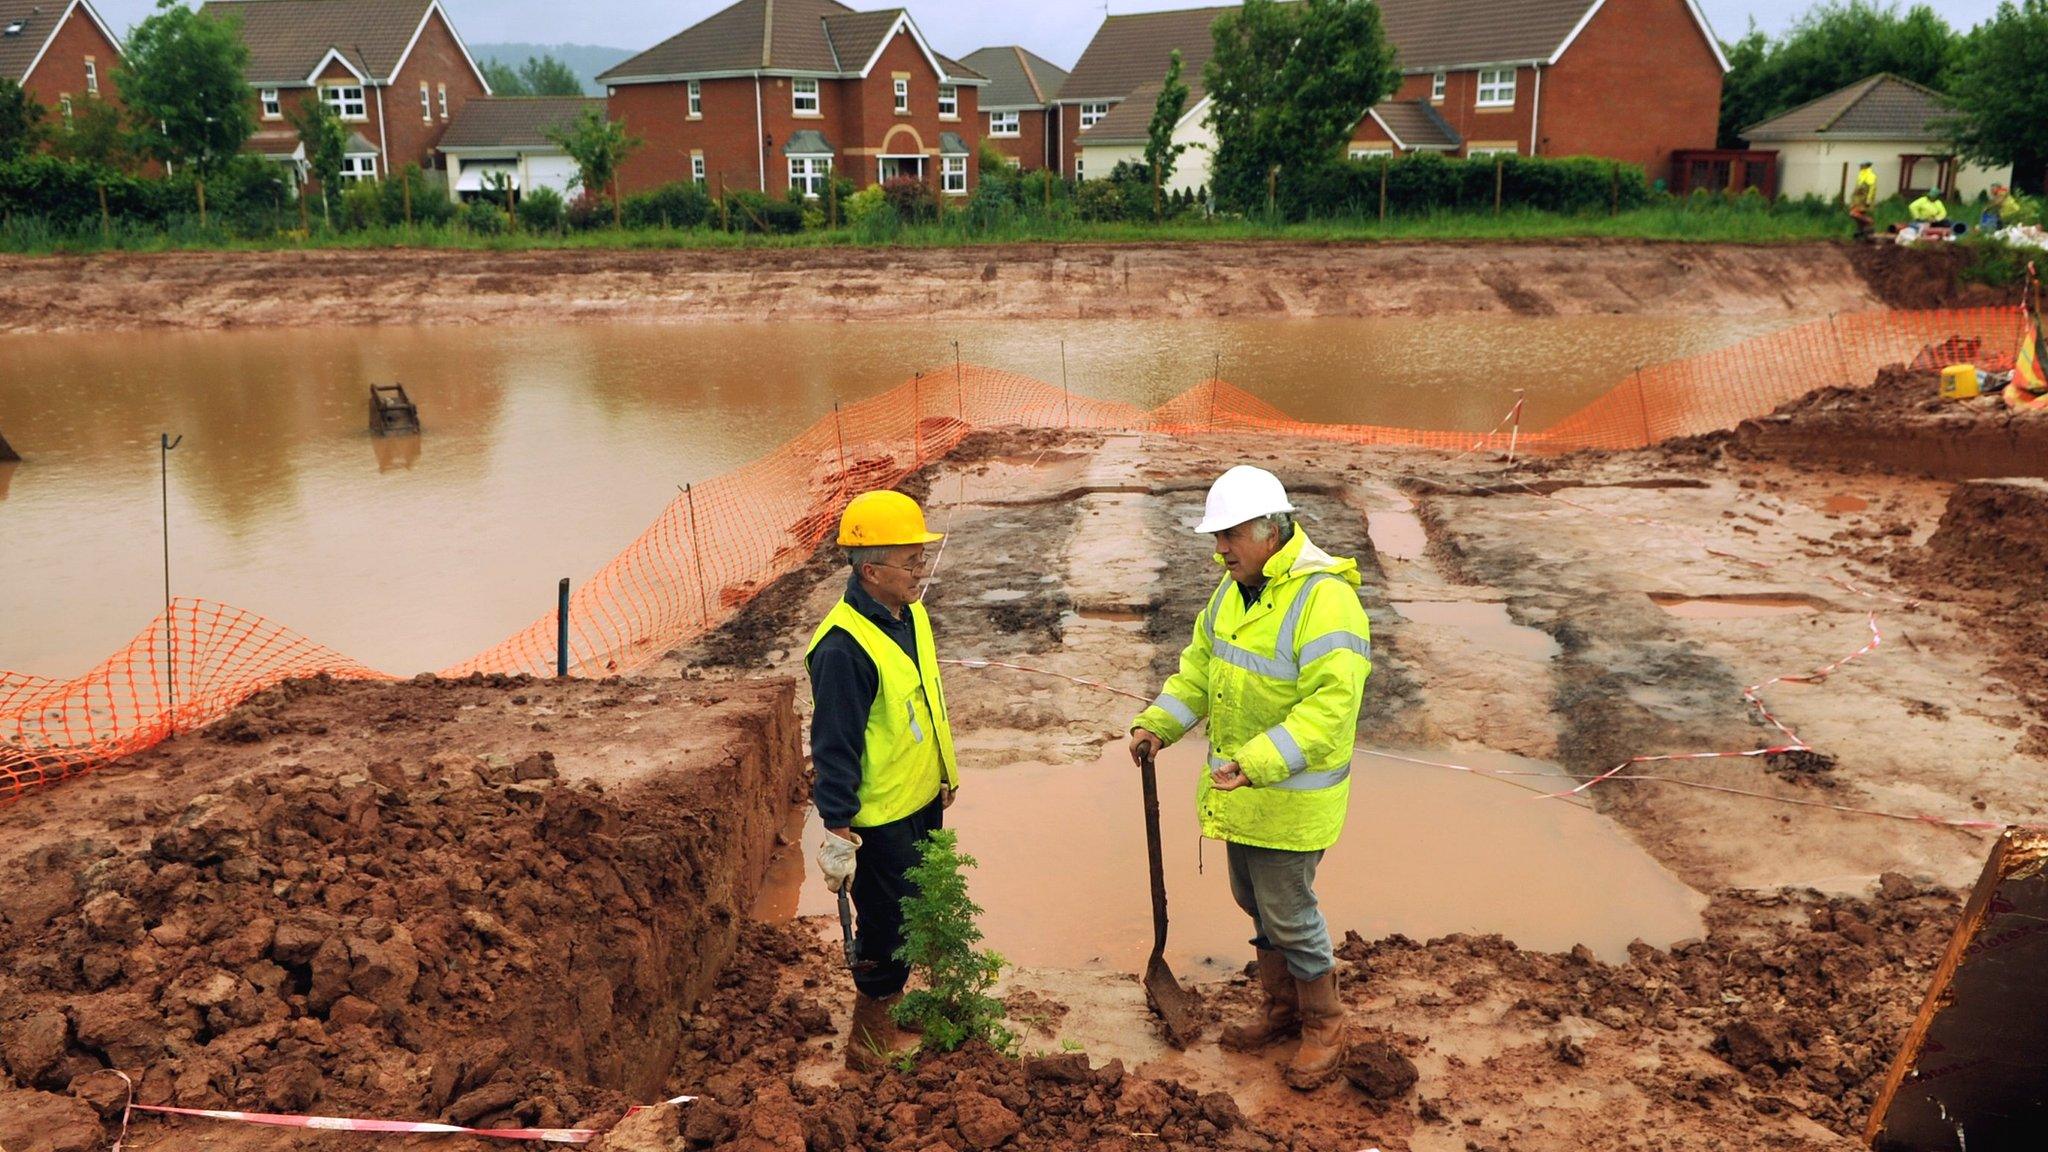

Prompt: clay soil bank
xmin=0 ymin=241 xmax=1886 ymax=334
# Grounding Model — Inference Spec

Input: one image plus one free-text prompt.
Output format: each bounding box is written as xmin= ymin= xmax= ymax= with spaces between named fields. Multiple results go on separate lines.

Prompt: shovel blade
xmin=1143 ymin=955 xmax=1203 ymax=1047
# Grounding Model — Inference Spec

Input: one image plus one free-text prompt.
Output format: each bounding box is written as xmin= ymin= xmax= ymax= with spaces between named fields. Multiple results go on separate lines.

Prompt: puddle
xmin=758 ymin=742 xmax=1706 ymax=973
xmin=1070 ymin=606 xmax=1147 ymax=629
xmin=1650 ymin=592 xmax=1828 ymax=619
xmin=1361 ymin=484 xmax=1429 ymax=563
xmin=1389 ymin=600 xmax=1560 ymax=662
xmin=1822 ymin=494 xmax=1870 ymax=514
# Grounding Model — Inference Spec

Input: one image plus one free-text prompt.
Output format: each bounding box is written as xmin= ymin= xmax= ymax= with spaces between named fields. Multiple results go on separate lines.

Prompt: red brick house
xmin=1064 ymin=0 xmax=1727 ymax=186
xmin=0 ymin=0 xmax=126 ymax=129
xmin=598 ymin=0 xmax=988 ymax=200
xmin=959 ymin=46 xmax=1066 ymax=173
xmin=199 ymin=0 xmax=491 ymax=183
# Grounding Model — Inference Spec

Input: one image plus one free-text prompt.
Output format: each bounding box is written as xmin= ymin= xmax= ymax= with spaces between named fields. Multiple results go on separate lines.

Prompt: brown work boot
xmin=845 ymin=992 xmax=912 ymax=1073
xmin=1285 ymin=970 xmax=1346 ymax=1089
xmin=1221 ymin=948 xmax=1299 ymax=1051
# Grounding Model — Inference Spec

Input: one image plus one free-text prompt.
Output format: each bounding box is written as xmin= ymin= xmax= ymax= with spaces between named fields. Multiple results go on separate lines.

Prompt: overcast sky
xmin=93 ymin=0 xmax=2008 ymax=68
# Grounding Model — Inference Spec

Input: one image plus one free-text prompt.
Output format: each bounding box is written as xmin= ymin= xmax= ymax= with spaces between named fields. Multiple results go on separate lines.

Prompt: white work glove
xmin=818 ymin=829 xmax=862 ymax=893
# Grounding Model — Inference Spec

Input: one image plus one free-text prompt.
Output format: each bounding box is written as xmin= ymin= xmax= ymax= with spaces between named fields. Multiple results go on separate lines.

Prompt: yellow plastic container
xmin=1942 ymin=363 xmax=1981 ymax=400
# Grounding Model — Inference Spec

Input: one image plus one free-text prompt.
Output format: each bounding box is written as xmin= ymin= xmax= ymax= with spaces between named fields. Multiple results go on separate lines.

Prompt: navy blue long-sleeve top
xmin=805 ymin=573 xmax=920 ymax=828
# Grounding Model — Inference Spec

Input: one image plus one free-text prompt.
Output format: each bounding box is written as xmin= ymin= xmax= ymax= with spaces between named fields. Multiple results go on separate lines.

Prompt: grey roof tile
xmin=1078 ymin=79 xmax=1163 ymax=144
xmin=961 ymin=45 xmax=1068 ymax=108
xmin=783 ymin=126 xmax=833 ymax=153
xmin=1062 ymin=0 xmax=1626 ymax=104
xmin=1741 ymin=73 xmax=1959 ymax=141
xmin=198 ymin=0 xmax=435 ymax=85
xmin=439 ymin=95 xmax=604 ymax=149
xmin=0 ymin=0 xmax=89 ymax=85
xmin=1370 ymin=99 xmax=1460 ymax=149
xmin=601 ymin=0 xmax=979 ymax=84
xmin=938 ymin=129 xmax=967 ymax=154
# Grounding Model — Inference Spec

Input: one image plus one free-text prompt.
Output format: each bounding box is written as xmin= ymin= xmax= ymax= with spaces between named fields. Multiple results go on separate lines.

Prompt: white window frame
xmin=1074 ymin=154 xmax=1085 ymax=180
xmin=988 ymin=109 xmax=1019 ymax=137
xmin=941 ymin=155 xmax=966 ymax=195
xmin=1431 ymin=72 xmax=1446 ymax=102
xmin=687 ymin=80 xmax=701 ymax=118
xmin=788 ymin=155 xmax=832 ymax=198
xmin=1349 ymin=147 xmax=1393 ymax=161
xmin=893 ymin=77 xmax=908 ymax=114
xmin=339 ymin=154 xmax=377 ymax=182
xmin=792 ymin=77 xmax=819 ymax=115
xmin=938 ymin=84 xmax=957 ymax=119
xmin=691 ymin=152 xmax=706 ymax=185
xmin=84 ymin=59 xmax=98 ymax=96
xmin=58 ymin=95 xmax=72 ymax=124
xmin=1467 ymin=145 xmax=1517 ymax=158
xmin=261 ymin=88 xmax=281 ymax=118
xmin=438 ymin=83 xmax=449 ymax=120
xmin=1080 ymin=102 xmax=1111 ymax=128
xmin=1006 ymin=156 xmax=1021 ymax=170
xmin=323 ymin=84 xmax=367 ymax=121
xmin=419 ymin=82 xmax=432 ymax=121
xmin=1476 ymin=68 xmax=1515 ymax=109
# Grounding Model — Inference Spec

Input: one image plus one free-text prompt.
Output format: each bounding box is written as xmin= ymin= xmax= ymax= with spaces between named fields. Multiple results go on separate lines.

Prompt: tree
xmin=482 ymin=54 xmax=585 ymax=97
xmin=544 ymin=105 xmax=641 ymax=226
xmin=1205 ymin=0 xmax=1400 ymax=214
xmin=287 ymin=94 xmax=349 ymax=228
xmin=0 ymin=79 xmax=49 ymax=161
xmin=1944 ymin=0 xmax=2048 ymax=194
xmin=49 ymin=96 xmax=135 ymax=170
xmin=1146 ymin=49 xmax=1191 ymax=220
xmin=117 ymin=0 xmax=254 ymax=222
xmin=1717 ymin=1 xmax=1959 ymax=147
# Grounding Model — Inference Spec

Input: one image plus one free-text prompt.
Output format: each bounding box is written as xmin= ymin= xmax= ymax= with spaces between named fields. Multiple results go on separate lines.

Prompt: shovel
xmin=837 ymin=888 xmax=877 ymax=975
xmin=1138 ymin=745 xmax=1203 ymax=1045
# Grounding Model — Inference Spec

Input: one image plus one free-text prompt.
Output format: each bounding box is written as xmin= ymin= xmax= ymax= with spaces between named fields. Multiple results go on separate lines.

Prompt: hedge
xmin=1289 ymin=153 xmax=1653 ymax=218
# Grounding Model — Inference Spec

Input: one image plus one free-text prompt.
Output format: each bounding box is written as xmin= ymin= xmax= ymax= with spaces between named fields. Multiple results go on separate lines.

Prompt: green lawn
xmin=0 ymin=200 xmax=1859 ymax=256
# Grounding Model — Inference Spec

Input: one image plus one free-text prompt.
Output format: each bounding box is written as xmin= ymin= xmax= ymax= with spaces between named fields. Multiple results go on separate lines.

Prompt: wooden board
xmin=1864 ymin=826 xmax=2048 ymax=1149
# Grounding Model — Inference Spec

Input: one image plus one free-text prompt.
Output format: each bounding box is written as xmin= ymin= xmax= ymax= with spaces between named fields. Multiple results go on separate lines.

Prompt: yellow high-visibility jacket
xmin=1132 ymin=528 xmax=1371 ymax=852
xmin=805 ymin=599 xmax=960 ymax=828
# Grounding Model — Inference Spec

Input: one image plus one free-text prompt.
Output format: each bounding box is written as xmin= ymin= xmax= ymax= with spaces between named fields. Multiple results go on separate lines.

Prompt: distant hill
xmin=470 ymin=43 xmax=636 ymax=96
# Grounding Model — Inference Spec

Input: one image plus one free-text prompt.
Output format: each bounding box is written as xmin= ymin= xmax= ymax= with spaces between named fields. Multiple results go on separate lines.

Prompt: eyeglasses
xmin=866 ymin=553 xmax=931 ymax=576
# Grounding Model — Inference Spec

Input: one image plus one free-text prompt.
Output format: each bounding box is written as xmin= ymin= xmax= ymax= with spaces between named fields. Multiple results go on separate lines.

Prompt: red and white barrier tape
xmin=90 ymin=1070 xmax=692 ymax=1149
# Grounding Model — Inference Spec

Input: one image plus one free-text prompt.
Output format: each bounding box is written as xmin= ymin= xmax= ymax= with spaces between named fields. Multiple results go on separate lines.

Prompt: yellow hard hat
xmin=837 ymin=490 xmax=944 ymax=547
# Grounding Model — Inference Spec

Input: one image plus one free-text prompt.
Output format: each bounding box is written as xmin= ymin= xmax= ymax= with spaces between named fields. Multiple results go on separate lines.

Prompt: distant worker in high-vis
xmin=806 ymin=490 xmax=959 ymax=1072
xmin=1127 ymin=465 xmax=1372 ymax=1089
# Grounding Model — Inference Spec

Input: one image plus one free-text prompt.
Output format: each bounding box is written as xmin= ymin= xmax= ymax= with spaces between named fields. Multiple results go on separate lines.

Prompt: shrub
xmin=378 ymin=164 xmax=454 ymax=226
xmin=621 ymin=180 xmax=712 ymax=229
xmin=723 ymin=188 xmax=803 ymax=233
xmin=460 ymin=197 xmax=507 ymax=235
xmin=564 ymin=191 xmax=607 ymax=231
xmin=879 ymin=176 xmax=934 ymax=225
xmin=517 ymin=185 xmax=565 ymax=232
xmin=890 ymin=830 xmax=1013 ymax=1056
xmin=336 ymin=179 xmax=384 ymax=230
xmin=843 ymin=184 xmax=888 ymax=229
xmin=1073 ymin=178 xmax=1125 ymax=223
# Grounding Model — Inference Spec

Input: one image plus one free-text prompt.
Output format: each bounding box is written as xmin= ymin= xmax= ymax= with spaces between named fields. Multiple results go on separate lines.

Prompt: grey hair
xmin=845 ymin=545 xmax=894 ymax=571
xmin=1247 ymin=512 xmax=1295 ymax=544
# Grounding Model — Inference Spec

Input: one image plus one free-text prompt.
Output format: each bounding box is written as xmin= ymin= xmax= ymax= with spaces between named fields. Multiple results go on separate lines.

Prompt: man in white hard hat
xmin=1127 ymin=465 xmax=1372 ymax=1088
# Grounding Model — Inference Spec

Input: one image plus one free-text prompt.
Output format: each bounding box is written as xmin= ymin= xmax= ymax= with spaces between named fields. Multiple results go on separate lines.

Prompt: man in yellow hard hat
xmin=1127 ymin=465 xmax=1371 ymax=1089
xmin=805 ymin=488 xmax=959 ymax=1072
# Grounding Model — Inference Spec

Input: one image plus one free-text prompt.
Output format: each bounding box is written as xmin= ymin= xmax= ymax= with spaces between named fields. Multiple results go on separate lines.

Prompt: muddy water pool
xmin=756 ymin=741 xmax=1707 ymax=973
xmin=2 ymin=314 xmax=1790 ymax=676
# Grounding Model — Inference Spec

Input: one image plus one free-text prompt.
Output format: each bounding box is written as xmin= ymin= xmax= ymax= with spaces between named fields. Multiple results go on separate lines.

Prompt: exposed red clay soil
xmin=1846 ymin=242 xmax=2026 ymax=310
xmin=0 ymin=241 xmax=1881 ymax=334
xmin=1719 ymin=365 xmax=2048 ymax=480
xmin=0 ymin=674 xmax=805 ymax=1148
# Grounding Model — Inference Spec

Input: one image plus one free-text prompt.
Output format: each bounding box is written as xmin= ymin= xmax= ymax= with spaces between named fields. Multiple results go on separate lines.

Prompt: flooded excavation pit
xmin=768 ymin=742 xmax=1706 ymax=974
xmin=1649 ymin=592 xmax=1832 ymax=619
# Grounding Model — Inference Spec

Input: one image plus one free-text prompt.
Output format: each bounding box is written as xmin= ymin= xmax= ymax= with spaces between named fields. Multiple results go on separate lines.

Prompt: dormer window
xmin=792 ymin=77 xmax=819 ymax=114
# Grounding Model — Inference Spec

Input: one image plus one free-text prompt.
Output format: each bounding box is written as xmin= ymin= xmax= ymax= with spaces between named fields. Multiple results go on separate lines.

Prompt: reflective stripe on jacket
xmin=1131 ymin=527 xmax=1371 ymax=851
xmin=805 ymin=598 xmax=960 ymax=828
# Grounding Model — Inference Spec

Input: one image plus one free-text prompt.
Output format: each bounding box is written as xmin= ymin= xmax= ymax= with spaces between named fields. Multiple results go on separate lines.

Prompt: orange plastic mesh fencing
xmin=0 ymin=306 xmax=2026 ymax=805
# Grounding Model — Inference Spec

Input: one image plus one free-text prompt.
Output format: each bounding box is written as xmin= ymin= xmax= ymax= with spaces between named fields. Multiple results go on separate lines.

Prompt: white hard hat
xmin=1195 ymin=465 xmax=1295 ymax=533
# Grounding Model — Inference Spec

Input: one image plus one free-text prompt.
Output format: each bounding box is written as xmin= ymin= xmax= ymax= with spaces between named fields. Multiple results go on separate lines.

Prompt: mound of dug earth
xmin=1726 ymin=366 xmax=2048 ymax=480
xmin=0 ymin=676 xmax=804 ymax=1146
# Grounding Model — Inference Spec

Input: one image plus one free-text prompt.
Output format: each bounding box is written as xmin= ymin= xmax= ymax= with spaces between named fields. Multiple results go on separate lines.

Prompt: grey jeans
xmin=1225 ymin=840 xmax=1333 ymax=980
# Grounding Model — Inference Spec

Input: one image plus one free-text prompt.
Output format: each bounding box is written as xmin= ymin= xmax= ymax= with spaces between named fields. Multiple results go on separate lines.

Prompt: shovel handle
xmin=1139 ymin=745 xmax=1170 ymax=959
